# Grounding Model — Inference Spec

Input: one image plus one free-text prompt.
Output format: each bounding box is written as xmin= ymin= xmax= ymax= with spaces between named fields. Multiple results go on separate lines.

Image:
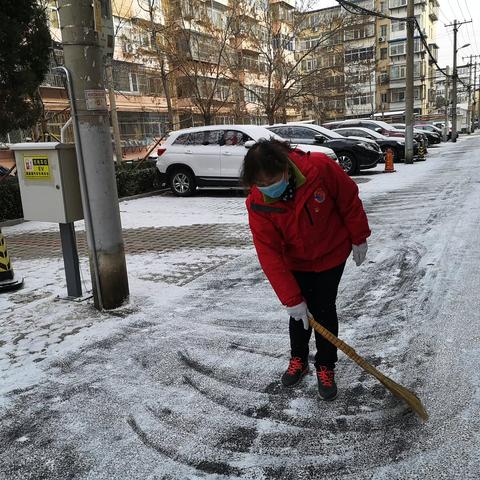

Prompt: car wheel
xmin=169 ymin=168 xmax=196 ymax=196
xmin=337 ymin=152 xmax=358 ymax=175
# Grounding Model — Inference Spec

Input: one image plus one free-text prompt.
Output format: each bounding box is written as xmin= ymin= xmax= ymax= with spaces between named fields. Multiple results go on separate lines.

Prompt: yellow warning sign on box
xmin=23 ymin=155 xmax=51 ymax=180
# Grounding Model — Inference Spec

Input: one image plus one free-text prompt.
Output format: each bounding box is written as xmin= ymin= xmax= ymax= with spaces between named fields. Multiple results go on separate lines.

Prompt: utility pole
xmin=58 ymin=1 xmax=129 ymax=310
xmin=447 ymin=19 xmax=472 ymax=142
xmin=462 ymin=55 xmax=473 ymax=134
xmin=444 ymin=66 xmax=450 ymax=142
xmin=106 ymin=58 xmax=123 ymax=164
xmin=404 ymin=0 xmax=414 ymax=164
xmin=473 ymin=62 xmax=477 ymax=132
xmin=462 ymin=55 xmax=480 ymax=133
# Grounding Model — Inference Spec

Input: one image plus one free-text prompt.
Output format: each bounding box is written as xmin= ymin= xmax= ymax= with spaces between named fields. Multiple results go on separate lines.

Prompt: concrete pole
xmin=472 ymin=62 xmax=477 ymax=132
xmin=404 ymin=0 xmax=415 ymax=164
xmin=106 ymin=58 xmax=124 ymax=164
xmin=466 ymin=55 xmax=472 ymax=134
xmin=58 ymin=0 xmax=129 ymax=310
xmin=452 ymin=20 xmax=458 ymax=142
xmin=444 ymin=66 xmax=450 ymax=142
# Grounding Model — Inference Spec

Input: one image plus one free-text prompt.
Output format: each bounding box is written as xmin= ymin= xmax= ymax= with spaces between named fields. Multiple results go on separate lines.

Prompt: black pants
xmin=289 ymin=262 xmax=346 ymax=369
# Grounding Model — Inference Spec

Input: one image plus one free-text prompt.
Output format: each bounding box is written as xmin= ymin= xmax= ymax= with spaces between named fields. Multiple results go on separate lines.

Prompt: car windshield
xmin=353 ymin=128 xmax=385 ymax=139
xmin=304 ymin=124 xmax=344 ymax=139
xmin=372 ymin=120 xmax=398 ymax=131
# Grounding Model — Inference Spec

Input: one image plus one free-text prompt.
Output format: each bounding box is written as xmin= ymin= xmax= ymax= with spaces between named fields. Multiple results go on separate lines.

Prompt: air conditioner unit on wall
xmin=379 ymin=36 xmax=386 ymax=42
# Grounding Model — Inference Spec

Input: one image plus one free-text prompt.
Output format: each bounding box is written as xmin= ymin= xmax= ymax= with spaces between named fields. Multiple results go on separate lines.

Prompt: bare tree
xmin=223 ymin=0 xmax=347 ymax=125
xmin=160 ymin=0 xmax=239 ymax=126
xmin=136 ymin=0 xmax=176 ymax=130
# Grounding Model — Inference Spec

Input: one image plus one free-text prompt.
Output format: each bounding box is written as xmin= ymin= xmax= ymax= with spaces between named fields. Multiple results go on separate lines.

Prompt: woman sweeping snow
xmin=242 ymin=138 xmax=371 ymax=400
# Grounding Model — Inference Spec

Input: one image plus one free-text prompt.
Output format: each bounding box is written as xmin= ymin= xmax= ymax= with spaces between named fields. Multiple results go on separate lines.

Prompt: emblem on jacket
xmin=313 ymin=188 xmax=326 ymax=204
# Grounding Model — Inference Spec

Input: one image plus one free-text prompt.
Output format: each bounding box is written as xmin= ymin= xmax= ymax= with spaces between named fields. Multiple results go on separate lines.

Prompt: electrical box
xmin=10 ymin=143 xmax=84 ymax=223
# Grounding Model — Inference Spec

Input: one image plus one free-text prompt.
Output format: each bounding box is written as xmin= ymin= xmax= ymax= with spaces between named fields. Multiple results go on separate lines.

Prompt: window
xmin=185 ymin=130 xmax=223 ymax=146
xmin=344 ymin=24 xmax=375 ymax=41
xmin=325 ymin=75 xmax=344 ymax=88
xmin=381 ymin=48 xmax=388 ymax=59
xmin=348 ymin=72 xmax=370 ymax=85
xmin=129 ymin=73 xmax=139 ymax=92
xmin=347 ymin=94 xmax=373 ymax=107
xmin=302 ymin=58 xmax=317 ymax=72
xmin=391 ymin=21 xmax=406 ymax=33
xmin=391 ymin=64 xmax=406 ymax=80
xmin=290 ymin=127 xmax=318 ymax=140
xmin=380 ymin=25 xmax=388 ymax=37
xmin=390 ymin=42 xmax=406 ymax=56
xmin=187 ymin=132 xmax=206 ymax=145
xmin=207 ymin=130 xmax=224 ymax=145
xmin=173 ymin=133 xmax=190 ymax=145
xmin=391 ymin=89 xmax=405 ymax=103
xmin=345 ymin=46 xmax=375 ymax=63
xmin=381 ymin=93 xmax=388 ymax=103
xmin=270 ymin=127 xmax=289 ymax=137
xmin=207 ymin=7 xmax=226 ymax=29
xmin=389 ymin=0 xmax=407 ymax=7
xmin=222 ymin=130 xmax=251 ymax=146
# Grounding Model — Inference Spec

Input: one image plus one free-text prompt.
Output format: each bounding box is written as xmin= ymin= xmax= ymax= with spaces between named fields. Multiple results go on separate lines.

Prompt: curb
xmin=0 ymin=188 xmax=170 ymax=227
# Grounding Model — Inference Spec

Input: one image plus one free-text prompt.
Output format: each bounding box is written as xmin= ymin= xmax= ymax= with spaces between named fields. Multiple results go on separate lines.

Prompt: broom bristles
xmin=309 ymin=316 xmax=429 ymax=421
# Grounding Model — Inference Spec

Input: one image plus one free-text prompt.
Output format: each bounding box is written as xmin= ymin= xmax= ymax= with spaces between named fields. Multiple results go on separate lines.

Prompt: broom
xmin=308 ymin=315 xmax=429 ymax=421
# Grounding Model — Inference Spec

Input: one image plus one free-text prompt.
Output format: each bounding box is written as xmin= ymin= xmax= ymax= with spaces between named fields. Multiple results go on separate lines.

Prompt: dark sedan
xmin=267 ymin=123 xmax=381 ymax=175
xmin=332 ymin=127 xmax=419 ymax=161
xmin=391 ymin=123 xmax=441 ymax=145
xmin=323 ymin=118 xmax=427 ymax=148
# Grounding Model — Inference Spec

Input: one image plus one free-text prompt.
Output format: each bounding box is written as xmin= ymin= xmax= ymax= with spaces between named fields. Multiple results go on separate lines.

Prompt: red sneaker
xmin=281 ymin=357 xmax=308 ymax=387
xmin=316 ymin=366 xmax=337 ymax=400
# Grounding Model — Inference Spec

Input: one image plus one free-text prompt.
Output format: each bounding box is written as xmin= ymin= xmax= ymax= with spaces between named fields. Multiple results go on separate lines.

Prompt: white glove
xmin=286 ymin=301 xmax=310 ymax=330
xmin=352 ymin=241 xmax=368 ymax=266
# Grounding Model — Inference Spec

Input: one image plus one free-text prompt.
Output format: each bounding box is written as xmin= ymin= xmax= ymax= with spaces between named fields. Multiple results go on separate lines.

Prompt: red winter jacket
xmin=246 ymin=149 xmax=371 ymax=307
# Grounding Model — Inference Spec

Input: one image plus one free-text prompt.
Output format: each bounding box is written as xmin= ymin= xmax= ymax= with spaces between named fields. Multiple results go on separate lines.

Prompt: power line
xmin=334 ymin=0 xmax=454 ymax=81
xmin=335 ymin=0 xmax=407 ymax=22
xmin=462 ymin=0 xmax=479 ymax=55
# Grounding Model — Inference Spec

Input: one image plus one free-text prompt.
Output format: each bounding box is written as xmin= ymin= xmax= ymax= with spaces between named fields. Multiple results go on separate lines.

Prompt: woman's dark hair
xmin=240 ymin=138 xmax=293 ymax=188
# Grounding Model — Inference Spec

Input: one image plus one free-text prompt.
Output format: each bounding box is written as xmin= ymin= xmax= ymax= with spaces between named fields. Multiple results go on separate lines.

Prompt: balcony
xmin=390 ymin=28 xmax=406 ymax=42
xmin=389 ymin=0 xmax=426 ymax=8
xmin=429 ymin=4 xmax=439 ymax=21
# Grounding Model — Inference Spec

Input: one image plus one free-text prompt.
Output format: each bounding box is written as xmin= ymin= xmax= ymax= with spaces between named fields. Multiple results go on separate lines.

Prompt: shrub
xmin=0 ymin=160 xmax=162 ymax=222
xmin=0 ymin=176 xmax=23 ymax=222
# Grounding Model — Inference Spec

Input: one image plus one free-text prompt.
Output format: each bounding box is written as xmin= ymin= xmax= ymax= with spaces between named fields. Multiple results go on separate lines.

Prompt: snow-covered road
xmin=1 ymin=136 xmax=479 ymax=479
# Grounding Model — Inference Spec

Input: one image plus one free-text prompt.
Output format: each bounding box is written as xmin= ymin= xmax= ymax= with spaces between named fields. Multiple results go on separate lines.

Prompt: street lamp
xmin=452 ymin=43 xmax=471 ymax=142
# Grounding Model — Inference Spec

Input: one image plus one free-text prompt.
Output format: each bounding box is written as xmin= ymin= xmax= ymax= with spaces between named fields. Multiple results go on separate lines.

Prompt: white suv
xmin=156 ymin=125 xmax=338 ymax=196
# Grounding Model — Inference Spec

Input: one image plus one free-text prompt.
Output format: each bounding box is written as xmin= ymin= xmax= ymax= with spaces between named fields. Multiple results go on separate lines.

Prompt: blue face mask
xmin=258 ymin=176 xmax=289 ymax=198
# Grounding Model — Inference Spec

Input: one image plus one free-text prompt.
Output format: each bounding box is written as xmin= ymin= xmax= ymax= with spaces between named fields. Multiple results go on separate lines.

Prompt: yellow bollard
xmin=0 ymin=228 xmax=24 ymax=293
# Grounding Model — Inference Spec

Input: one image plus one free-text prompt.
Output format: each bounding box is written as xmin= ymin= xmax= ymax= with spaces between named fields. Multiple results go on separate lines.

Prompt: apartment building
xmin=376 ymin=0 xmax=439 ymax=118
xmin=300 ymin=1 xmax=377 ymax=121
xmin=37 ymin=0 xmax=304 ymax=145
xmin=18 ymin=0 xmax=442 ymax=143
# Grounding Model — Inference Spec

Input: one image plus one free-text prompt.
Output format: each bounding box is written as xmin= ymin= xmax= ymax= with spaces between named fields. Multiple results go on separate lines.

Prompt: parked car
xmin=323 ymin=118 xmax=419 ymax=141
xmin=390 ymin=123 xmax=440 ymax=145
xmin=326 ymin=119 xmax=428 ymax=146
xmin=156 ymin=125 xmax=338 ymax=196
xmin=415 ymin=123 xmax=445 ymax=140
xmin=332 ymin=126 xmax=418 ymax=161
xmin=266 ymin=123 xmax=381 ymax=175
xmin=432 ymin=121 xmax=452 ymax=139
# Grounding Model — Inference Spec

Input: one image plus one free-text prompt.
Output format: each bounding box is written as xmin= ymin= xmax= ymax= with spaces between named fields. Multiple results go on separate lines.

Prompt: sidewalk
xmin=5 ymin=223 xmax=251 ymax=260
xmin=2 ymin=136 xmax=480 ymax=479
